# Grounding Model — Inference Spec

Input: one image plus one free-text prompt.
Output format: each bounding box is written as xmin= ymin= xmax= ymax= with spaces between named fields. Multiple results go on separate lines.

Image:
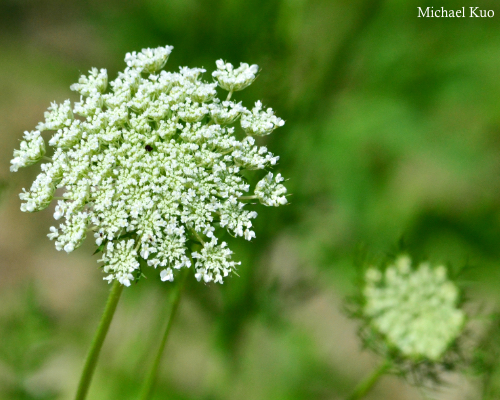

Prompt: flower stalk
xmin=347 ymin=360 xmax=390 ymax=400
xmin=74 ymin=280 xmax=124 ymax=400
xmin=139 ymin=268 xmax=189 ymax=400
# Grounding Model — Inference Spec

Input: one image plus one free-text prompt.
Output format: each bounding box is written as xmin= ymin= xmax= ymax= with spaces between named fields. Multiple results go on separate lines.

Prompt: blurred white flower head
xmin=363 ymin=255 xmax=465 ymax=362
xmin=11 ymin=45 xmax=287 ymax=287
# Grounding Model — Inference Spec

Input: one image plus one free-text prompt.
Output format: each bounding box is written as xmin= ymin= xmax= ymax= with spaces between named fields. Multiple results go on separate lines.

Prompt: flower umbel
xmin=362 ymin=255 xmax=465 ymax=363
xmin=11 ymin=45 xmax=287 ymax=286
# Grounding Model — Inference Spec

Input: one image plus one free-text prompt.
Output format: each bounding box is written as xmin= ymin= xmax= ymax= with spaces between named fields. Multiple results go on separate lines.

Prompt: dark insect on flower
xmin=145 ymin=145 xmax=153 ymax=152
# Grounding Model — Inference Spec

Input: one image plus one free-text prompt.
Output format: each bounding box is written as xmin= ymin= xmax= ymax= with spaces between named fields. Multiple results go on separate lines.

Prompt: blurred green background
xmin=1 ymin=0 xmax=500 ymax=399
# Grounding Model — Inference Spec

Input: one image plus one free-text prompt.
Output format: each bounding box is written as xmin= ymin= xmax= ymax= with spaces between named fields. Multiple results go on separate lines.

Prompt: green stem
xmin=74 ymin=280 xmax=124 ymax=400
xmin=139 ymin=268 xmax=189 ymax=400
xmin=347 ymin=360 xmax=390 ymax=400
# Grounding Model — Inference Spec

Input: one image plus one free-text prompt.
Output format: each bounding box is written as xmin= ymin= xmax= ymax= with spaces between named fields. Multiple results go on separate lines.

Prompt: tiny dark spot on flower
xmin=145 ymin=145 xmax=153 ymax=152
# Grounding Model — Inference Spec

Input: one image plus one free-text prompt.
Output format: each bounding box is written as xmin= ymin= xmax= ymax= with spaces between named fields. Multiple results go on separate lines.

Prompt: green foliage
xmin=0 ymin=285 xmax=58 ymax=400
xmin=472 ymin=313 xmax=500 ymax=399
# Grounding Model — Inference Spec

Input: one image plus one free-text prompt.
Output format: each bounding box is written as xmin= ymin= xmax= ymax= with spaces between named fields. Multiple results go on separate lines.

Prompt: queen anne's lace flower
xmin=363 ymin=256 xmax=465 ymax=361
xmin=125 ymin=46 xmax=174 ymax=74
xmin=240 ymin=101 xmax=284 ymax=137
xmin=255 ymin=173 xmax=287 ymax=206
xmin=36 ymin=100 xmax=74 ymax=132
xmin=212 ymin=60 xmax=259 ymax=92
xmin=70 ymin=68 xmax=108 ymax=96
xmin=11 ymin=45 xmax=287 ymax=286
xmin=10 ymin=130 xmax=46 ymax=172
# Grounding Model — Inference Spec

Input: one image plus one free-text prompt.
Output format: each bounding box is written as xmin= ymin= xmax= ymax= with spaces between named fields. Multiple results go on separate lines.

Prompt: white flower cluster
xmin=10 ymin=130 xmax=46 ymax=172
xmin=255 ymin=172 xmax=287 ymax=206
xmin=70 ymin=68 xmax=108 ymax=96
xmin=36 ymin=100 xmax=73 ymax=132
xmin=363 ymin=256 xmax=465 ymax=361
xmin=212 ymin=60 xmax=258 ymax=92
xmin=11 ymin=45 xmax=287 ymax=287
xmin=241 ymin=101 xmax=284 ymax=136
xmin=125 ymin=46 xmax=174 ymax=73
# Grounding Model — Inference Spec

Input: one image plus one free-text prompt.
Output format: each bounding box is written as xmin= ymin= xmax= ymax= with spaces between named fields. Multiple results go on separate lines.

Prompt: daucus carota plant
xmin=363 ymin=255 xmax=465 ymax=362
xmin=10 ymin=45 xmax=287 ymax=400
xmin=11 ymin=45 xmax=287 ymax=286
xmin=347 ymin=255 xmax=467 ymax=400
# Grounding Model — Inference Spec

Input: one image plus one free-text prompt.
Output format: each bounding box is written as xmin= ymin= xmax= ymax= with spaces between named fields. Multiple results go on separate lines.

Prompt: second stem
xmin=347 ymin=360 xmax=391 ymax=400
xmin=74 ymin=280 xmax=124 ymax=400
xmin=139 ymin=268 xmax=189 ymax=400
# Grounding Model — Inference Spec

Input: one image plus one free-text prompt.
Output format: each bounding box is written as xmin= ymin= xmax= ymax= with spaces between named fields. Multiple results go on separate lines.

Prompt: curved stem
xmin=347 ymin=360 xmax=390 ymax=400
xmin=74 ymin=280 xmax=124 ymax=400
xmin=139 ymin=268 xmax=189 ymax=400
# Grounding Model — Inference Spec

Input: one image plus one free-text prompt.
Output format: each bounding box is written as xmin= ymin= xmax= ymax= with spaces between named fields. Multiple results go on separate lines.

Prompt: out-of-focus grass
xmin=1 ymin=0 xmax=500 ymax=399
